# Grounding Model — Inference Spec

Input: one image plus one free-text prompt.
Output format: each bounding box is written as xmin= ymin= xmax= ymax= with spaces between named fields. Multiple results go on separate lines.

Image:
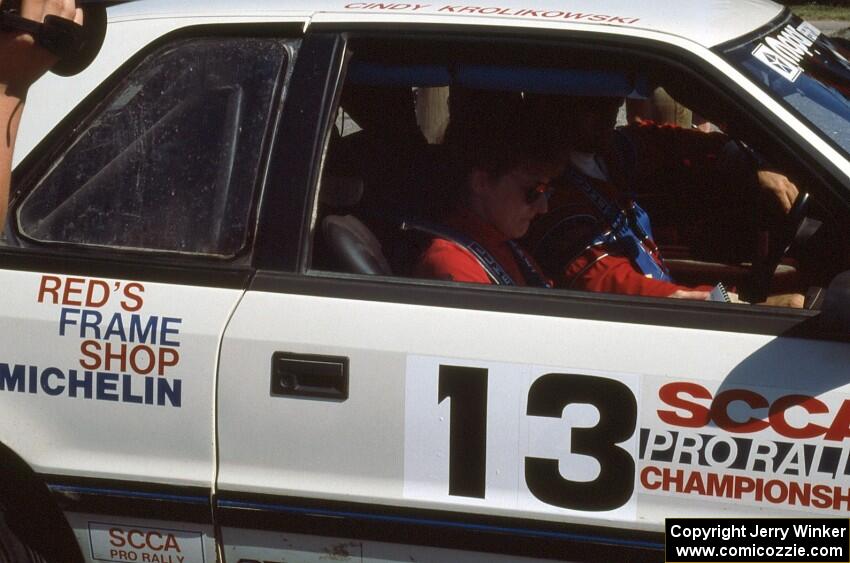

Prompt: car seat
xmin=318 ymin=174 xmax=393 ymax=276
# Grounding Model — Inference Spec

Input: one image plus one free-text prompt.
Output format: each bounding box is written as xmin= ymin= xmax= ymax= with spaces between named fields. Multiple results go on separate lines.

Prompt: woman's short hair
xmin=445 ymin=88 xmax=558 ymax=181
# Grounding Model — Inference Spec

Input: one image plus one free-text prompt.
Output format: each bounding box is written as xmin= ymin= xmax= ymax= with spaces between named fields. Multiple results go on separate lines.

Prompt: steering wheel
xmin=748 ymin=191 xmax=810 ymax=303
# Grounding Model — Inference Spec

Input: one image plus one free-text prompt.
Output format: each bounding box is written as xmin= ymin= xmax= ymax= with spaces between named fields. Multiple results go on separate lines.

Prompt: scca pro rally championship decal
xmin=89 ymin=522 xmax=205 ymax=563
xmin=641 ymin=380 xmax=850 ymax=513
xmin=0 ymin=276 xmax=182 ymax=407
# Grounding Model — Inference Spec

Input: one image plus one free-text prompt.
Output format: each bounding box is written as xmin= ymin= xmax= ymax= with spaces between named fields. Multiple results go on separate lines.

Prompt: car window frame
xmin=3 ymin=24 xmax=304 ymax=276
xmin=251 ymin=25 xmax=850 ymax=342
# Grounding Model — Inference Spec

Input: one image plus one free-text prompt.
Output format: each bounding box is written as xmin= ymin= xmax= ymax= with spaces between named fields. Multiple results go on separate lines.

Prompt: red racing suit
xmin=414 ymin=207 xmax=549 ymax=286
xmin=527 ymin=122 xmax=738 ymax=297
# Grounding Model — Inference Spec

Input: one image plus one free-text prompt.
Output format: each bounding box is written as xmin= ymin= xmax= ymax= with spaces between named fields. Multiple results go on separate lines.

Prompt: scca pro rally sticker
xmin=640 ymin=379 xmax=850 ymax=513
xmin=89 ymin=522 xmax=205 ymax=562
xmin=404 ymin=355 xmax=640 ymax=520
xmin=752 ymin=21 xmax=821 ymax=82
xmin=0 ymin=276 xmax=183 ymax=407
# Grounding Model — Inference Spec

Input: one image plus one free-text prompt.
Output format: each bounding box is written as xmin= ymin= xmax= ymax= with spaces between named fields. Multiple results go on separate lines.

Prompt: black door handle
xmin=270 ymin=352 xmax=349 ymax=400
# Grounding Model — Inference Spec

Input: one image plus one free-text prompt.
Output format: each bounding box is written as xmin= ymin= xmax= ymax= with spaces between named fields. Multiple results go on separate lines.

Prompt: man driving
xmin=526 ymin=94 xmax=806 ymax=307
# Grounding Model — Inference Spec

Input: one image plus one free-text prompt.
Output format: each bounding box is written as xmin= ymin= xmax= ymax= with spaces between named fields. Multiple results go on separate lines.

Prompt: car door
xmin=0 ymin=27 xmax=298 ymax=563
xmin=216 ymin=26 xmax=850 ymax=563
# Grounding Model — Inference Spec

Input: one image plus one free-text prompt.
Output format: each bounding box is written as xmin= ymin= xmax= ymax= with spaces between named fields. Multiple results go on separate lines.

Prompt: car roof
xmin=108 ymin=0 xmax=785 ymax=49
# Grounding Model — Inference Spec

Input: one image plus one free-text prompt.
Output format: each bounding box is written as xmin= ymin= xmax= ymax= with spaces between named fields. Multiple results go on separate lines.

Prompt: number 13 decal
xmin=524 ymin=371 xmax=637 ymax=511
xmin=405 ymin=357 xmax=639 ymax=517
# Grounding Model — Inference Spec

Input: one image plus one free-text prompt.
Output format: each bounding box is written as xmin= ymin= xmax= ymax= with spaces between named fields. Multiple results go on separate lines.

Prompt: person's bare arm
xmin=0 ymin=91 xmax=23 ymax=230
xmin=0 ymin=0 xmax=82 ymax=228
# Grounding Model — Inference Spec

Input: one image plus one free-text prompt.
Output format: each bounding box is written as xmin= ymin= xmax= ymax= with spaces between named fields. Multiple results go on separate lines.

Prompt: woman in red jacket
xmin=414 ymin=91 xmax=560 ymax=287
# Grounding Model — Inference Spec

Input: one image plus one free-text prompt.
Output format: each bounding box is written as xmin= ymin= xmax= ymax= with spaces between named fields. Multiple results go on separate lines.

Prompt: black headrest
xmin=319 ymin=176 xmax=364 ymax=208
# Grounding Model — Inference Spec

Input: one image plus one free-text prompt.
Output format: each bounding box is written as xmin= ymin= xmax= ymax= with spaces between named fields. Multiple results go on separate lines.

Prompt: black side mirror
xmin=0 ymin=1 xmax=108 ymax=77
xmin=51 ymin=4 xmax=107 ymax=77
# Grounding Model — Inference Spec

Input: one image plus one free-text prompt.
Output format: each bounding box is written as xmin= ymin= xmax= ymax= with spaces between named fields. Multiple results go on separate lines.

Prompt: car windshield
xmin=723 ymin=15 xmax=850 ymax=157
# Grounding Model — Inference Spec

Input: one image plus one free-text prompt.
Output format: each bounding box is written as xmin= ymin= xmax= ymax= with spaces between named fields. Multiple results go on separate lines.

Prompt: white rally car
xmin=2 ymin=0 xmax=850 ymax=561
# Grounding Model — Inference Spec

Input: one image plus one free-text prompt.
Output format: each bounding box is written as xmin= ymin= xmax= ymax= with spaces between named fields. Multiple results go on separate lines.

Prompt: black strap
xmin=507 ymin=241 xmax=552 ymax=288
xmin=564 ymin=167 xmax=673 ymax=282
xmin=403 ymin=219 xmax=550 ymax=287
xmin=0 ymin=11 xmax=83 ymax=59
xmin=403 ymin=220 xmax=516 ymax=285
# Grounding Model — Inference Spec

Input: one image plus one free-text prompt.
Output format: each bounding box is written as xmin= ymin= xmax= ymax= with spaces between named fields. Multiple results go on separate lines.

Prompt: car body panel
xmin=217 ymin=288 xmax=850 ymax=530
xmin=0 ymin=270 xmax=243 ymax=486
xmin=106 ymin=0 xmax=782 ymax=48
xmin=2 ymin=0 xmax=850 ymax=561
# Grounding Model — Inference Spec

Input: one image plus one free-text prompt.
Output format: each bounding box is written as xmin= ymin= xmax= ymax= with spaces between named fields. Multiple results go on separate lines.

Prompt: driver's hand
xmin=0 ymin=0 xmax=83 ymax=92
xmin=757 ymin=170 xmax=800 ymax=214
xmin=760 ymin=293 xmax=805 ymax=308
xmin=668 ymin=289 xmax=711 ymax=300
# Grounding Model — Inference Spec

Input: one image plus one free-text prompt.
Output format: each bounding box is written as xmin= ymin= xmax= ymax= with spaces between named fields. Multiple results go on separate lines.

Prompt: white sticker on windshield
xmin=797 ymin=21 xmax=822 ymax=43
xmin=751 ymin=21 xmax=822 ymax=83
xmin=753 ymin=43 xmax=802 ymax=82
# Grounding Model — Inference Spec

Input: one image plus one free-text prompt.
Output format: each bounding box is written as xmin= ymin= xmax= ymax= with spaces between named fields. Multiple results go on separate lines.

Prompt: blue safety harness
xmin=403 ymin=220 xmax=552 ymax=288
xmin=568 ymin=130 xmax=673 ymax=282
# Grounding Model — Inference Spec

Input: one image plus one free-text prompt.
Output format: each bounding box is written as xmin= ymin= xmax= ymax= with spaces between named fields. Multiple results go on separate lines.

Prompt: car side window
xmin=308 ymin=36 xmax=849 ymax=318
xmin=15 ymin=37 xmax=292 ymax=256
